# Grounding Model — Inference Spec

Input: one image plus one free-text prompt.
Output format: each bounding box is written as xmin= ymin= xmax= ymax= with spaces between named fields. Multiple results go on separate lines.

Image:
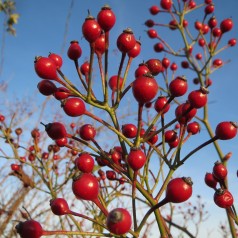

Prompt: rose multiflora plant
xmin=1 ymin=1 xmax=236 ymax=237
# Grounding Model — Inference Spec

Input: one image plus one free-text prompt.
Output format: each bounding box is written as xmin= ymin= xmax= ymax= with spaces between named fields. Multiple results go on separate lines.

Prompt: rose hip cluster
xmin=14 ymin=1 xmax=238 ymax=238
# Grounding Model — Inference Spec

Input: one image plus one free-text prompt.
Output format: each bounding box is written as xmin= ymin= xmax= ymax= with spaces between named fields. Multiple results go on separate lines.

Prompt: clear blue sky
xmin=1 ymin=0 xmax=238 ymax=237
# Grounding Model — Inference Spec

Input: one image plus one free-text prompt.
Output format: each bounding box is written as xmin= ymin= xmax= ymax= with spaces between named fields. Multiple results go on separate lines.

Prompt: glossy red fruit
xmin=187 ymin=121 xmax=200 ymax=135
xmin=134 ymin=63 xmax=150 ymax=78
xmin=48 ymin=53 xmax=63 ymax=69
xmin=50 ymin=198 xmax=70 ymax=215
xmin=205 ymin=4 xmax=214 ymax=15
xmin=128 ymin=40 xmax=141 ymax=58
xmin=34 ymin=56 xmax=57 ymax=80
xmin=37 ymin=79 xmax=57 ymax=96
xmin=169 ymin=20 xmax=178 ymax=30
xmin=194 ymin=21 xmax=202 ymax=31
xmin=164 ymin=130 xmax=177 ymax=143
xmin=55 ymin=137 xmax=68 ymax=147
xmin=109 ymin=75 xmax=123 ymax=91
xmin=0 ymin=114 xmax=5 ymax=122
xmin=95 ymin=33 xmax=106 ymax=55
xmin=106 ymin=208 xmax=132 ymax=235
xmin=82 ymin=15 xmax=101 ymax=43
xmin=79 ymin=124 xmax=96 ymax=141
xmin=122 ymin=124 xmax=137 ymax=138
xmin=208 ymin=16 xmax=217 ymax=29
xmin=220 ymin=18 xmax=233 ymax=33
xmin=97 ymin=5 xmax=116 ymax=32
xmin=170 ymin=62 xmax=177 ymax=71
xmin=106 ymin=170 xmax=117 ymax=180
xmin=75 ymin=153 xmax=94 ymax=173
xmin=165 ymin=177 xmax=193 ymax=203
xmin=147 ymin=29 xmax=158 ymax=38
xmin=214 ymin=189 xmax=234 ymax=208
xmin=150 ymin=5 xmax=160 ymax=15
xmin=42 ymin=122 xmax=67 ymax=140
xmin=162 ymin=57 xmax=170 ymax=68
xmin=127 ymin=148 xmax=146 ymax=171
xmin=146 ymin=59 xmax=163 ymax=76
xmin=175 ymin=102 xmax=197 ymax=124
xmin=62 ymin=98 xmax=86 ymax=117
xmin=67 ymin=40 xmax=82 ymax=60
xmin=198 ymin=38 xmax=205 ymax=47
xmin=16 ymin=220 xmax=43 ymax=238
xmin=195 ymin=53 xmax=202 ymax=60
xmin=204 ymin=173 xmax=217 ymax=189
xmin=147 ymin=130 xmax=159 ymax=144
xmin=72 ymin=173 xmax=99 ymax=200
xmin=188 ymin=0 xmax=196 ymax=9
xmin=145 ymin=19 xmax=155 ymax=28
xmin=169 ymin=76 xmax=188 ymax=97
xmin=154 ymin=96 xmax=170 ymax=114
xmin=160 ymin=0 xmax=172 ymax=10
xmin=213 ymin=161 xmax=228 ymax=181
xmin=212 ymin=59 xmax=223 ymax=68
xmin=228 ymin=38 xmax=237 ymax=46
xmin=205 ymin=0 xmax=212 ymax=4
xmin=11 ymin=163 xmax=20 ymax=171
xmin=154 ymin=42 xmax=164 ymax=52
xmin=117 ymin=28 xmax=136 ymax=53
xmin=132 ymin=73 xmax=159 ymax=104
xmin=188 ymin=87 xmax=208 ymax=108
xmin=215 ymin=121 xmax=237 ymax=140
xmin=168 ymin=136 xmax=179 ymax=148
xmin=212 ymin=27 xmax=221 ymax=37
xmin=80 ymin=61 xmax=90 ymax=76
xmin=181 ymin=61 xmax=189 ymax=69
xmin=54 ymin=87 xmax=71 ymax=100
xmin=183 ymin=19 xmax=188 ymax=28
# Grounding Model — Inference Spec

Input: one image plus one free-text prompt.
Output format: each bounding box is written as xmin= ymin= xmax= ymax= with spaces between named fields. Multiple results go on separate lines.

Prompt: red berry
xmin=204 ymin=172 xmax=217 ymax=188
xmin=48 ymin=53 xmax=63 ymax=69
xmin=50 ymin=198 xmax=70 ymax=215
xmin=146 ymin=59 xmax=163 ymax=76
xmin=150 ymin=5 xmax=160 ymax=15
xmin=147 ymin=29 xmax=158 ymax=38
xmin=195 ymin=53 xmax=202 ymax=60
xmin=194 ymin=21 xmax=202 ymax=31
xmin=168 ymin=136 xmax=179 ymax=148
xmin=132 ymin=73 xmax=159 ymax=104
xmin=82 ymin=15 xmax=101 ymax=43
xmin=228 ymin=38 xmax=237 ymax=46
xmin=42 ymin=122 xmax=67 ymax=140
xmin=188 ymin=87 xmax=208 ymax=108
xmin=127 ymin=40 xmax=141 ymax=58
xmin=109 ymin=75 xmax=123 ymax=91
xmin=208 ymin=16 xmax=217 ymax=29
xmin=205 ymin=0 xmax=212 ymax=4
xmin=55 ymin=137 xmax=68 ymax=147
xmin=106 ymin=208 xmax=132 ymax=235
xmin=67 ymin=40 xmax=82 ymax=60
xmin=122 ymin=124 xmax=137 ymax=138
xmin=106 ymin=170 xmax=117 ymax=180
xmin=198 ymin=38 xmax=206 ymax=47
xmin=154 ymin=96 xmax=170 ymax=114
xmin=214 ymin=189 xmax=234 ymax=208
xmin=165 ymin=177 xmax=193 ymax=203
xmin=154 ymin=42 xmax=164 ymax=52
xmin=62 ymin=98 xmax=86 ymax=117
xmin=213 ymin=161 xmax=228 ymax=181
xmin=175 ymin=102 xmax=197 ymax=124
xmin=145 ymin=19 xmax=155 ymax=28
xmin=169 ymin=20 xmax=178 ymax=30
xmin=212 ymin=58 xmax=223 ymax=68
xmin=34 ymin=56 xmax=57 ymax=80
xmin=79 ymin=124 xmax=96 ymax=141
xmin=162 ymin=57 xmax=170 ymax=68
xmin=95 ymin=33 xmax=106 ymax=55
xmin=170 ymin=62 xmax=178 ymax=71
xmin=220 ymin=18 xmax=233 ymax=33
xmin=0 ymin=114 xmax=5 ymax=122
xmin=134 ymin=63 xmax=150 ymax=78
xmin=117 ymin=28 xmax=136 ymax=53
xmin=127 ymin=148 xmax=146 ymax=171
xmin=188 ymin=0 xmax=196 ymax=9
xmin=181 ymin=61 xmax=189 ymax=69
xmin=187 ymin=121 xmax=200 ymax=135
xmin=54 ymin=87 xmax=71 ymax=100
xmin=164 ymin=130 xmax=177 ymax=143
xmin=160 ymin=0 xmax=172 ymax=10
xmin=215 ymin=121 xmax=237 ymax=140
xmin=80 ymin=61 xmax=90 ymax=76
xmin=37 ymin=79 xmax=57 ymax=96
xmin=212 ymin=27 xmax=222 ymax=37
xmin=16 ymin=220 xmax=43 ymax=238
xmin=72 ymin=173 xmax=99 ymax=200
xmin=75 ymin=153 xmax=94 ymax=173
xmin=201 ymin=24 xmax=209 ymax=34
xmin=147 ymin=130 xmax=159 ymax=144
xmin=183 ymin=19 xmax=188 ymax=28
xmin=97 ymin=5 xmax=116 ymax=32
xmin=169 ymin=76 xmax=188 ymax=97
xmin=204 ymin=4 xmax=214 ymax=15
xmin=11 ymin=163 xmax=20 ymax=171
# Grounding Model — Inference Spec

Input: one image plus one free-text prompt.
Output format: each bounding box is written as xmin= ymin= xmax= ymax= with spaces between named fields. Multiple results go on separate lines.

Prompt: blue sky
xmin=1 ymin=0 xmax=238 ymax=237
